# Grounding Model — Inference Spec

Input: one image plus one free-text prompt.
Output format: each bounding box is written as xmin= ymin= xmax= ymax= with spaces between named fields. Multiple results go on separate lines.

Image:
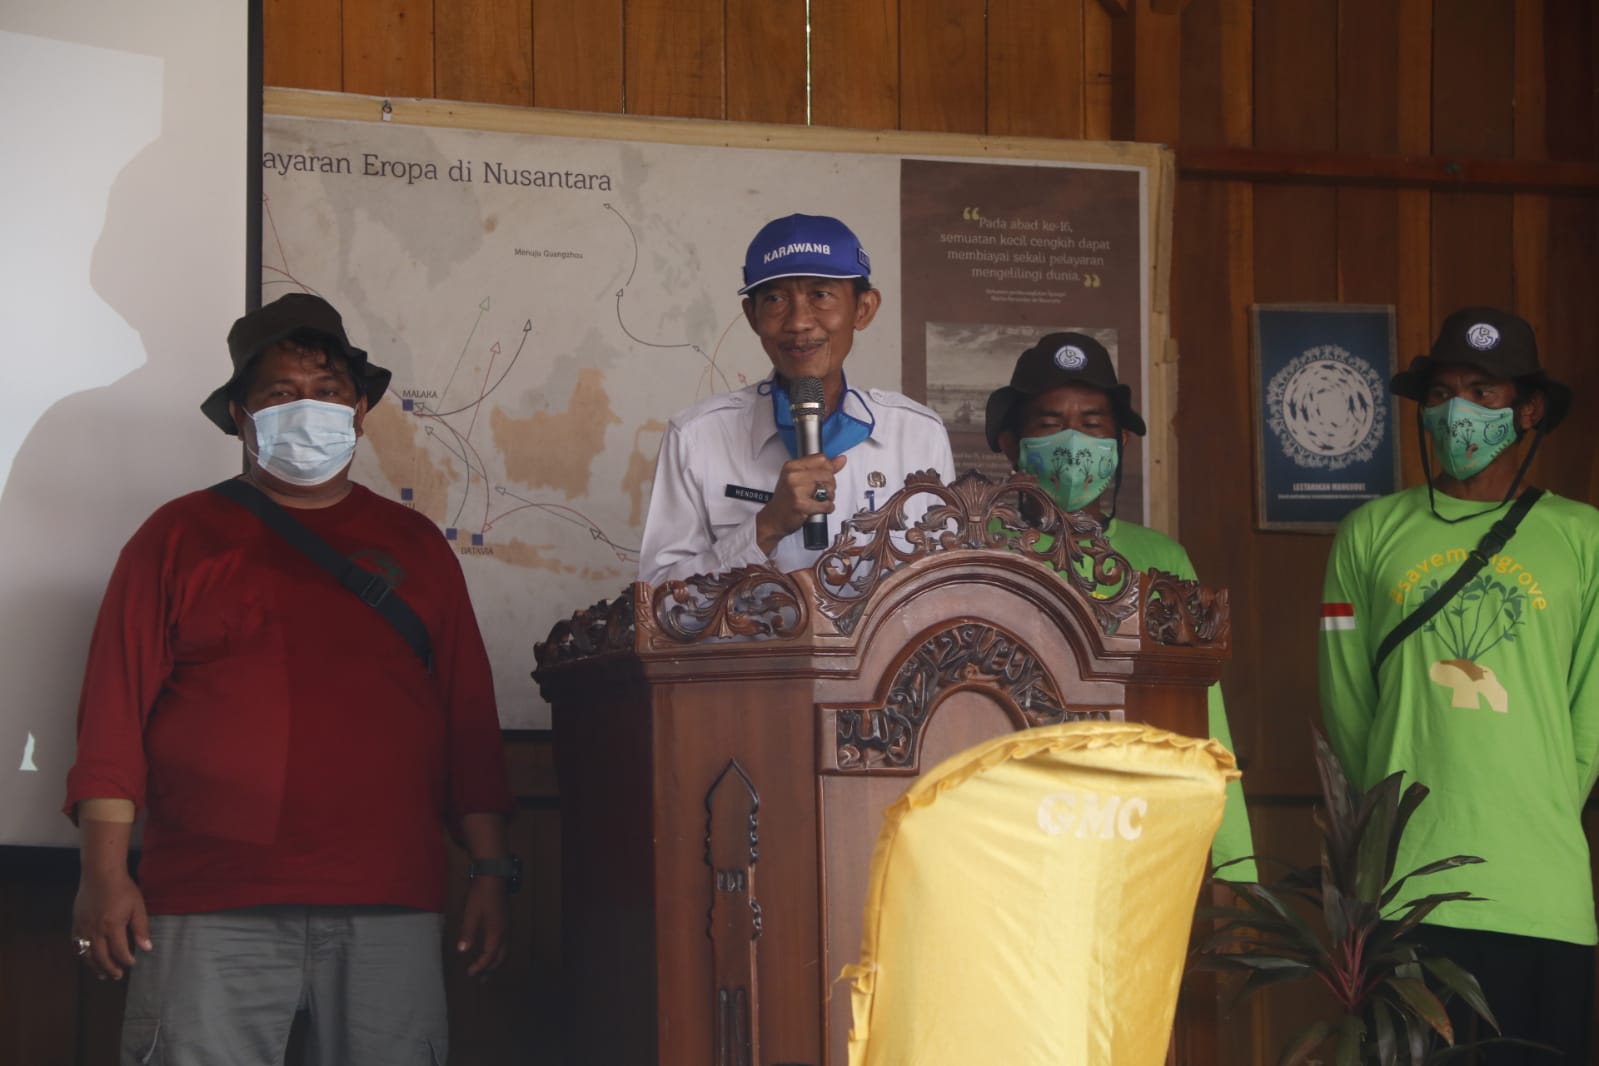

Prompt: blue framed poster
xmin=1250 ymin=304 xmax=1400 ymax=532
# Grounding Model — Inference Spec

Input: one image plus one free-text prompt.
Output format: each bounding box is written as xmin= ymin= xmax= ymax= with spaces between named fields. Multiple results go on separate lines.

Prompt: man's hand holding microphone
xmin=754 ymin=376 xmax=843 ymax=556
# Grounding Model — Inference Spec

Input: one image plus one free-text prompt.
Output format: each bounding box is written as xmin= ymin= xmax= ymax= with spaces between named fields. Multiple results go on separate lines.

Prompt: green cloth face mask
xmin=1421 ymin=397 xmax=1516 ymax=480
xmin=1017 ymin=428 xmax=1120 ymax=513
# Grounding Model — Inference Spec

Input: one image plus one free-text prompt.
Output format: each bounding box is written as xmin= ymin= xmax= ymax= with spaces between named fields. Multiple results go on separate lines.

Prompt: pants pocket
xmin=120 ymin=1016 xmax=161 ymax=1066
xmin=319 ymin=1021 xmax=447 ymax=1066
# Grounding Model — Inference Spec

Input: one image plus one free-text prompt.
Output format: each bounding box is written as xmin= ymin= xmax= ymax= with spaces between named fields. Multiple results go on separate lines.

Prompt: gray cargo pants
xmin=120 ymin=905 xmax=447 ymax=1066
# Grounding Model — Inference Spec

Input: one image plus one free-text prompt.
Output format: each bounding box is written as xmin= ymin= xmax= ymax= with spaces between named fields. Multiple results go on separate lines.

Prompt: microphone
xmin=790 ymin=376 xmax=830 ymax=550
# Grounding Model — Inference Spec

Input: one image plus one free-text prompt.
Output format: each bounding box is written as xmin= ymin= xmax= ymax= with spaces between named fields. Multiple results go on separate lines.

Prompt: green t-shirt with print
xmin=1001 ymin=515 xmax=1258 ymax=877
xmin=1319 ymin=485 xmax=1599 ymax=944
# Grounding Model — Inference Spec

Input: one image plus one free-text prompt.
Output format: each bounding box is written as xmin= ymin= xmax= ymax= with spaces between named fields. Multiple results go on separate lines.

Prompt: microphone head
xmin=790 ymin=376 xmax=826 ymax=416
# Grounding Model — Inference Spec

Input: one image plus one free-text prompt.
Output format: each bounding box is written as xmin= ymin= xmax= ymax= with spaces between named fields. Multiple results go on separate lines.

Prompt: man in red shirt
xmin=64 ymin=293 xmax=514 ymax=1064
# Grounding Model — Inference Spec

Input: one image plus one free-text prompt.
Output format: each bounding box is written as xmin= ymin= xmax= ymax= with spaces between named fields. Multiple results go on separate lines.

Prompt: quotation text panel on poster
xmin=901 ymin=159 xmax=1147 ymax=523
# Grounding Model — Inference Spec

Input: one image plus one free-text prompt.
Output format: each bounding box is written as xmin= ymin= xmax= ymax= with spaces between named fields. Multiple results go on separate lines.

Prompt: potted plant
xmin=1192 ymin=729 xmax=1507 ymax=1065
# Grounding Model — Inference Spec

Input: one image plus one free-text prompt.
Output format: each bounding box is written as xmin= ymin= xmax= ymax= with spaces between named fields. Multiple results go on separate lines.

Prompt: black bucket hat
xmin=202 ymin=293 xmax=392 ymax=435
xmin=984 ymin=332 xmax=1146 ymax=452
xmin=1391 ymin=306 xmax=1570 ymax=432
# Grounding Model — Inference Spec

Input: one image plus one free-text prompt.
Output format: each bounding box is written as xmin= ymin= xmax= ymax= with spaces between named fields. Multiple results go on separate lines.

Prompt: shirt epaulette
xmin=865 ymin=388 xmax=943 ymax=424
xmin=669 ymin=387 xmax=755 ymax=431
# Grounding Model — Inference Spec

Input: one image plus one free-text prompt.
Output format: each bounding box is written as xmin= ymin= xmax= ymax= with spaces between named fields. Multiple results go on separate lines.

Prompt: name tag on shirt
xmin=725 ymin=484 xmax=774 ymax=504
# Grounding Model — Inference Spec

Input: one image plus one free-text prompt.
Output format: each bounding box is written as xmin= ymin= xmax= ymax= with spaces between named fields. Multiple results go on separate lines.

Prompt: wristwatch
xmin=467 ymin=855 xmax=523 ymax=894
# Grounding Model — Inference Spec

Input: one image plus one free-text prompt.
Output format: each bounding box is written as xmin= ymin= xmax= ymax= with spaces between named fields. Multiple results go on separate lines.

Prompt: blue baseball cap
xmin=738 ymin=213 xmax=872 ymax=294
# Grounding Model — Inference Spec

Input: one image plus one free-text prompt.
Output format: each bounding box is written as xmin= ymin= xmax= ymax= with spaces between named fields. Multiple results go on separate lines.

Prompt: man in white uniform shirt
xmin=639 ymin=214 xmax=955 ymax=584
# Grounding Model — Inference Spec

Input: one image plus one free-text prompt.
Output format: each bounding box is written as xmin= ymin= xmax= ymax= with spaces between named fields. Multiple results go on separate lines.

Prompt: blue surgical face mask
xmin=1017 ymin=428 xmax=1120 ymax=513
xmin=248 ymin=398 xmax=358 ymax=486
xmin=768 ymin=376 xmax=875 ymax=459
xmin=1421 ymin=397 xmax=1516 ymax=480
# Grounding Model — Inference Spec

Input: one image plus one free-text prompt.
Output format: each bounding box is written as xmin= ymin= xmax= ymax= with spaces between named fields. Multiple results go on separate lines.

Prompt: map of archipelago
xmin=261 ymin=114 xmax=904 ymax=726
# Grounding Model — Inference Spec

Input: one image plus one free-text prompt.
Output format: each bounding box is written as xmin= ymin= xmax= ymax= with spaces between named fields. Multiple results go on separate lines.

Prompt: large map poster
xmin=262 ymin=98 xmax=1159 ymax=727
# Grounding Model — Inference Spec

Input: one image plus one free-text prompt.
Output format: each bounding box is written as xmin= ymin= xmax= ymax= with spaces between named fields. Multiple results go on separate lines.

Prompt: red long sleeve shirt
xmin=65 ymin=484 xmax=512 ymax=914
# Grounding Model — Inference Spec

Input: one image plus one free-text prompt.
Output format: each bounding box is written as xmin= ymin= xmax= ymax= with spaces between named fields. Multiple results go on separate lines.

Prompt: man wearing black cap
xmin=1320 ymin=307 xmax=1597 ymax=1063
xmin=639 ymin=213 xmax=954 ymax=584
xmin=986 ymin=332 xmax=1256 ymax=875
xmin=63 ymin=293 xmax=515 ymax=1063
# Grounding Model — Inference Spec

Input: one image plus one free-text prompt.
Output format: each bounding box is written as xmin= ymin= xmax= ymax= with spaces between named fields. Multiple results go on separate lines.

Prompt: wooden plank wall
xmin=2 ymin=2 xmax=1593 ymax=1064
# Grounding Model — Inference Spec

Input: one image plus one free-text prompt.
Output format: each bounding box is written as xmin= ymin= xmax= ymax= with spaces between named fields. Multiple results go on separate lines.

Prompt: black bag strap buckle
xmin=354 ymin=570 xmax=393 ymax=607
xmin=1475 ymin=515 xmax=1520 ymax=560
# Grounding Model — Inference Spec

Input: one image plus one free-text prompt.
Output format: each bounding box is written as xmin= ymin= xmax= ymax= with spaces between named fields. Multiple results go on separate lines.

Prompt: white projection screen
xmin=0 ymin=2 xmax=249 ymax=845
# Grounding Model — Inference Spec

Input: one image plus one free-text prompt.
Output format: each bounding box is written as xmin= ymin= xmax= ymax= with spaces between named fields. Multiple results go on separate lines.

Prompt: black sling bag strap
xmin=208 ymin=478 xmax=433 ymax=672
xmin=1371 ymin=487 xmax=1544 ymax=684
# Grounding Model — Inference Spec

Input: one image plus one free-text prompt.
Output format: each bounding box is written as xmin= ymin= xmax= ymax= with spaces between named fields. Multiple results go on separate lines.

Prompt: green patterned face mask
xmin=1421 ymin=397 xmax=1516 ymax=480
xmin=1017 ymin=428 xmax=1120 ymax=513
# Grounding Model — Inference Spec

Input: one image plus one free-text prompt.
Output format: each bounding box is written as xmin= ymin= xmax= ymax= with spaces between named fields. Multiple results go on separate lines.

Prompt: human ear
xmin=1516 ymin=389 xmax=1547 ymax=433
xmin=852 ymin=288 xmax=881 ymax=330
xmin=998 ymin=431 xmax=1020 ymax=469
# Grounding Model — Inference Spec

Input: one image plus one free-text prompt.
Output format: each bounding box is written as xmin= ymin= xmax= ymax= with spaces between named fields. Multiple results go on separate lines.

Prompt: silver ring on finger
xmin=812 ymin=483 xmax=831 ymax=503
xmin=74 ymin=936 xmax=92 ymax=957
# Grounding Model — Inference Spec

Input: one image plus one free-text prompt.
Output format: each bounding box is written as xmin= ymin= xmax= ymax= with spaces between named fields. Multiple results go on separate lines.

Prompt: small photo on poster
xmin=1251 ymin=304 xmax=1400 ymax=532
xmin=926 ymin=321 xmax=1141 ymax=525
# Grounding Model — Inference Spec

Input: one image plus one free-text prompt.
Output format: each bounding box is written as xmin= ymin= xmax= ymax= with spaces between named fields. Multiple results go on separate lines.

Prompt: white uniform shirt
xmin=639 ymin=379 xmax=956 ymax=585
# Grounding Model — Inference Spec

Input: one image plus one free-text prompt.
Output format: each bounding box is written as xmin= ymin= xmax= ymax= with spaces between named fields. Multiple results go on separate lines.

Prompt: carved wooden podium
xmin=534 ymin=472 xmax=1230 ymax=1066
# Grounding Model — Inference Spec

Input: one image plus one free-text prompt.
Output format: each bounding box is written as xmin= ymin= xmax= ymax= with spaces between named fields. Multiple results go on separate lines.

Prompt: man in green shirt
xmin=1319 ymin=306 xmax=1596 ymax=1063
xmin=984 ymin=332 xmax=1256 ymax=877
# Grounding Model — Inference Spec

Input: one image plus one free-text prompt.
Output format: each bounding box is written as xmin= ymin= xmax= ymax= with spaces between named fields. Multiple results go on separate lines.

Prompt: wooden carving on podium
xmin=537 ymin=587 xmax=636 ymax=665
xmin=1146 ymin=567 xmax=1231 ymax=647
xmin=811 ymin=470 xmax=1140 ymax=637
xmin=643 ymin=564 xmax=807 ymax=645
xmin=533 ymin=472 xmax=1229 ymax=669
xmin=833 ymin=621 xmax=1111 ymax=773
xmin=705 ymin=761 xmax=762 ymax=1066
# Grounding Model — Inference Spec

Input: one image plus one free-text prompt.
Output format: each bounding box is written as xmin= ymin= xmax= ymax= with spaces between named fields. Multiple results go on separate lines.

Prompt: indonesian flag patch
xmin=1321 ymin=603 xmax=1356 ymax=631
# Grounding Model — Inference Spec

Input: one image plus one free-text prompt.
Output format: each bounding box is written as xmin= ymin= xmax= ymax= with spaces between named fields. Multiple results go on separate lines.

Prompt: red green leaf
xmin=1421 ymin=955 xmax=1499 ymax=1033
xmin=1389 ymin=976 xmax=1453 ymax=1044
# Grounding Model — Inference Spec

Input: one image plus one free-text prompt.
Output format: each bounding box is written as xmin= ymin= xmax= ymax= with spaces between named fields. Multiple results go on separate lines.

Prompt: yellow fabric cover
xmin=843 ymin=721 xmax=1238 ymax=1066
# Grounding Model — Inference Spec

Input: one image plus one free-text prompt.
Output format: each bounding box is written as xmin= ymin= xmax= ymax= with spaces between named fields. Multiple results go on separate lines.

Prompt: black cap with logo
xmin=1391 ymin=306 xmax=1570 ymax=432
xmin=984 ymin=332 xmax=1145 ymax=451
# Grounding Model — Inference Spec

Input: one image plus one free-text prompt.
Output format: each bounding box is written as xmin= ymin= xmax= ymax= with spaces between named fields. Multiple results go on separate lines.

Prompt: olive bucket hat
xmin=201 ymin=293 xmax=392 ymax=435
